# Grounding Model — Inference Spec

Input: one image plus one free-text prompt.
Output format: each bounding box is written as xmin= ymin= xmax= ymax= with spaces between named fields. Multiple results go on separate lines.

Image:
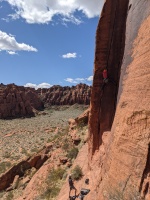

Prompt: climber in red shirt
xmin=102 ymin=69 xmax=109 ymax=83
xmin=101 ymin=68 xmax=116 ymax=91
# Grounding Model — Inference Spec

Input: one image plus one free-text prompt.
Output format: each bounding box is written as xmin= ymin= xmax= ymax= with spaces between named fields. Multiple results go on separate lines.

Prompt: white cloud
xmin=37 ymin=83 xmax=53 ymax=89
xmin=4 ymin=0 xmax=103 ymax=24
xmin=24 ymin=83 xmax=37 ymax=88
xmin=62 ymin=52 xmax=77 ymax=58
xmin=75 ymin=78 xmax=85 ymax=81
xmin=24 ymin=82 xmax=52 ymax=89
xmin=1 ymin=18 xmax=10 ymax=22
xmin=65 ymin=76 xmax=93 ymax=84
xmin=7 ymin=51 xmax=18 ymax=55
xmin=64 ymin=78 xmax=78 ymax=84
xmin=86 ymin=76 xmax=93 ymax=81
xmin=0 ymin=30 xmax=37 ymax=53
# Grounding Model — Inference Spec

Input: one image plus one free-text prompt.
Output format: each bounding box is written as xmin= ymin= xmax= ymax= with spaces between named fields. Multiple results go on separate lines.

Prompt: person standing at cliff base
xmin=68 ymin=175 xmax=77 ymax=197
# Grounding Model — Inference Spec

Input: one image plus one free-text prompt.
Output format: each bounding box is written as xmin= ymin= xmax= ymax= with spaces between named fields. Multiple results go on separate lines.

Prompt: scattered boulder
xmin=59 ymin=156 xmax=68 ymax=164
xmin=75 ymin=108 xmax=90 ymax=126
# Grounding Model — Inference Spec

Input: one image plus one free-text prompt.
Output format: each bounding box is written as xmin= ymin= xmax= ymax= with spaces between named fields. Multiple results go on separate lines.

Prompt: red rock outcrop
xmin=88 ymin=0 xmax=150 ymax=199
xmin=37 ymin=83 xmax=91 ymax=106
xmin=89 ymin=0 xmax=129 ymax=154
xmin=59 ymin=0 xmax=150 ymax=200
xmin=0 ymin=148 xmax=48 ymax=191
xmin=68 ymin=108 xmax=90 ymax=144
xmin=0 ymin=84 xmax=44 ymax=119
xmin=1 ymin=0 xmax=150 ymax=199
xmin=75 ymin=108 xmax=90 ymax=126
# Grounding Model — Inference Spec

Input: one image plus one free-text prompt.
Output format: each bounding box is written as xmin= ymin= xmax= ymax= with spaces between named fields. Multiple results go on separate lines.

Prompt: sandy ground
xmin=0 ymin=104 xmax=88 ymax=175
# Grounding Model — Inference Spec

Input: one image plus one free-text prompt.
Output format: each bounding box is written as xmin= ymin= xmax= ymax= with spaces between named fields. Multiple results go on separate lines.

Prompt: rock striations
xmin=87 ymin=0 xmax=150 ymax=199
xmin=59 ymin=0 xmax=150 ymax=200
xmin=89 ymin=0 xmax=129 ymax=154
xmin=1 ymin=0 xmax=150 ymax=199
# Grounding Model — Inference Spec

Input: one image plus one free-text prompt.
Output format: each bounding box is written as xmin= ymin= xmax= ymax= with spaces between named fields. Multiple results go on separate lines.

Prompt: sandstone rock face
xmin=52 ymin=1 xmax=150 ymax=200
xmin=0 ymin=84 xmax=44 ymax=119
xmin=88 ymin=0 xmax=150 ymax=199
xmin=89 ymin=0 xmax=129 ymax=154
xmin=37 ymin=83 xmax=91 ymax=106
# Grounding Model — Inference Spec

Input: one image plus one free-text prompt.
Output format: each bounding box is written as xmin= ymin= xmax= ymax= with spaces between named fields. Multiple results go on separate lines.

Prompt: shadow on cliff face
xmin=89 ymin=0 xmax=129 ymax=154
xmin=139 ymin=143 xmax=150 ymax=198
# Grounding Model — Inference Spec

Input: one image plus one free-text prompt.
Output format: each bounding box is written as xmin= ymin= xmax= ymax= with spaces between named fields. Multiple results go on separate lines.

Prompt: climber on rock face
xmin=102 ymin=69 xmax=109 ymax=83
xmin=101 ymin=68 xmax=109 ymax=91
xmin=101 ymin=68 xmax=116 ymax=91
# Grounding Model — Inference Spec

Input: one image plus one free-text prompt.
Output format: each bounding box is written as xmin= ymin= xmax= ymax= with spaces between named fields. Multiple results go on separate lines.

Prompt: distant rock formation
xmin=0 ymin=84 xmax=44 ymax=119
xmin=0 ymin=83 xmax=91 ymax=119
xmin=37 ymin=83 xmax=91 ymax=106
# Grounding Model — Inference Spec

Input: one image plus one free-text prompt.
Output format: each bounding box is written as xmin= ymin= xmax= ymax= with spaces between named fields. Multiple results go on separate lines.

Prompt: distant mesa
xmin=0 ymin=83 xmax=91 ymax=119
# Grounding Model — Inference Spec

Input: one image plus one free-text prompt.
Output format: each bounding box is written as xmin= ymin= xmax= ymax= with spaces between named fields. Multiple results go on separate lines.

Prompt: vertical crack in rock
xmin=89 ymin=0 xmax=129 ymax=155
xmin=97 ymin=0 xmax=119 ymax=148
xmin=139 ymin=143 xmax=150 ymax=197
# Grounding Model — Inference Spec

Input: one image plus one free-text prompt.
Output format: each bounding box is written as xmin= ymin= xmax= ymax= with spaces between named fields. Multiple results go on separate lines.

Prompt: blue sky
xmin=0 ymin=0 xmax=103 ymax=89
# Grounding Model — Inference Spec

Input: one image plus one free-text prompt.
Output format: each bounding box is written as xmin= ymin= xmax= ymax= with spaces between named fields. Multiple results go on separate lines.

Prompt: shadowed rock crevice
xmin=0 ymin=161 xmax=31 ymax=191
xmin=89 ymin=0 xmax=129 ymax=154
xmin=139 ymin=143 xmax=150 ymax=197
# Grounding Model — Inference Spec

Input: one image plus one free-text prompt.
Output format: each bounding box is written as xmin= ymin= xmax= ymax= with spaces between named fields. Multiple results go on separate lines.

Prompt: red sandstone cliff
xmin=0 ymin=84 xmax=44 ymax=119
xmin=88 ymin=0 xmax=150 ymax=199
xmin=1 ymin=0 xmax=149 ymax=199
xmin=58 ymin=0 xmax=150 ymax=199
xmin=37 ymin=83 xmax=91 ymax=106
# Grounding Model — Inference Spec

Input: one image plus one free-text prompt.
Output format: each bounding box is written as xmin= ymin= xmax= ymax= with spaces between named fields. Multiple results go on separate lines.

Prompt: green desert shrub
xmin=3 ymin=151 xmax=11 ymax=158
xmin=0 ymin=161 xmax=11 ymax=174
xmin=41 ymin=187 xmax=60 ymax=199
xmin=71 ymin=165 xmax=83 ymax=180
xmin=6 ymin=191 xmax=14 ymax=200
xmin=62 ymin=138 xmax=70 ymax=151
xmin=67 ymin=147 xmax=79 ymax=160
xmin=48 ymin=167 xmax=66 ymax=182
xmin=42 ymin=167 xmax=66 ymax=199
